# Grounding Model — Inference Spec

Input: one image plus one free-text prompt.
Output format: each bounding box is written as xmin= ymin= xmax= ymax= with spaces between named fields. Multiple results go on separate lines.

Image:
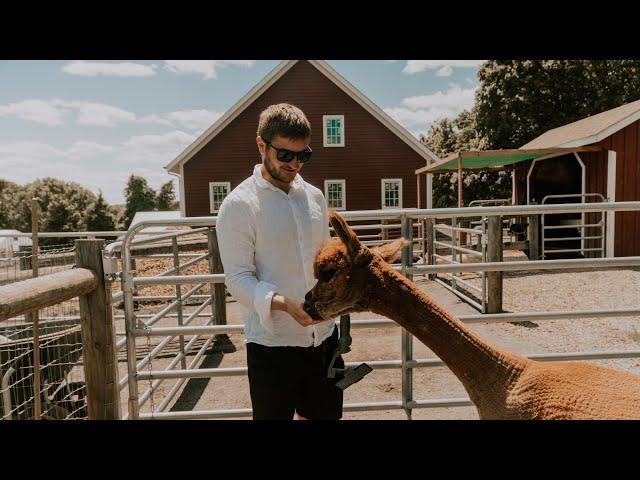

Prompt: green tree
xmin=0 ymin=180 xmax=27 ymax=230
xmin=124 ymin=175 xmax=156 ymax=228
xmin=109 ymin=204 xmax=126 ymax=231
xmin=475 ymin=60 xmax=640 ymax=149
xmin=27 ymin=178 xmax=96 ymax=233
xmin=85 ymin=191 xmax=116 ymax=231
xmin=156 ymin=180 xmax=176 ymax=211
xmin=420 ymin=109 xmax=511 ymax=207
xmin=0 ymin=178 xmax=101 ymax=246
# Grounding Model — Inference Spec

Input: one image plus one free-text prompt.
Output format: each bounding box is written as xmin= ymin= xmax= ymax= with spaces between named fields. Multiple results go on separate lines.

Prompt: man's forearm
xmin=270 ymin=294 xmax=289 ymax=313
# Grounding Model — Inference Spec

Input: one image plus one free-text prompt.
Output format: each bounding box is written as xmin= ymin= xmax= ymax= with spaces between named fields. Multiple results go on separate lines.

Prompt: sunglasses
xmin=261 ymin=136 xmax=313 ymax=163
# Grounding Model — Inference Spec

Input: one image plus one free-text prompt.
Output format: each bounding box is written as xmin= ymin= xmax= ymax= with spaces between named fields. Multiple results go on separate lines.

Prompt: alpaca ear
xmin=370 ymin=237 xmax=411 ymax=264
xmin=328 ymin=210 xmax=364 ymax=263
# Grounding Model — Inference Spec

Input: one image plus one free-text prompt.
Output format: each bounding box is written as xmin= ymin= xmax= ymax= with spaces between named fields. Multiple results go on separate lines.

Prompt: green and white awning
xmin=416 ymin=147 xmax=602 ymax=174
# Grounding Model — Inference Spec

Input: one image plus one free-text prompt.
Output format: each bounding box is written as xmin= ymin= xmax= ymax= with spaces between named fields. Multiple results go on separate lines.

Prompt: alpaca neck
xmin=365 ymin=258 xmax=527 ymax=402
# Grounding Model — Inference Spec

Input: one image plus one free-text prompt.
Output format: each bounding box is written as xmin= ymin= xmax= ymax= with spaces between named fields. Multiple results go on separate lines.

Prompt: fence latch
xmin=102 ymin=253 xmax=119 ymax=275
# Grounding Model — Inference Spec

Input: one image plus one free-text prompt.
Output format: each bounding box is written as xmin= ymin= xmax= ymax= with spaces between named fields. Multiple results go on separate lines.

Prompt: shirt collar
xmin=253 ymin=164 xmax=303 ymax=194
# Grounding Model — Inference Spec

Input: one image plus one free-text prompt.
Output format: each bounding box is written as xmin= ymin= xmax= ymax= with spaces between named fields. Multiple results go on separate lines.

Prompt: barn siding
xmin=512 ymin=119 xmax=640 ymax=257
xmin=182 ymin=61 xmax=428 ymax=217
xmin=580 ymin=149 xmax=608 ymax=257
xmin=599 ymin=120 xmax=640 ymax=257
xmin=513 ymin=160 xmax=533 ymax=206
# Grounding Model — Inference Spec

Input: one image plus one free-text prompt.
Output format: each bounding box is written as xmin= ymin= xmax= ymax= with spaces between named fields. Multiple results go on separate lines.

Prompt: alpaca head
xmin=303 ymin=210 xmax=409 ymax=320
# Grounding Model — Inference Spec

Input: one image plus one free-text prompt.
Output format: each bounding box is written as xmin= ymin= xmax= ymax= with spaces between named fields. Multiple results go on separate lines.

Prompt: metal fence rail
xmin=107 ymin=200 xmax=640 ymax=420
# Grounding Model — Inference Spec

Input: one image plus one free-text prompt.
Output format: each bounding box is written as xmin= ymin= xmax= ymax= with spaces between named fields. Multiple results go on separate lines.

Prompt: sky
xmin=0 ymin=60 xmax=482 ymax=204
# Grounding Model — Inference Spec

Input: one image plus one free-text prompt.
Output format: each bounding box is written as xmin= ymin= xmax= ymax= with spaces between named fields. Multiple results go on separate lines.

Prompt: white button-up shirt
xmin=216 ymin=164 xmax=335 ymax=347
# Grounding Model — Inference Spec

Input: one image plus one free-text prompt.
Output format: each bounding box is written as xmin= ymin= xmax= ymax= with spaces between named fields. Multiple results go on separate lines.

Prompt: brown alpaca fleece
xmin=305 ymin=211 xmax=640 ymax=420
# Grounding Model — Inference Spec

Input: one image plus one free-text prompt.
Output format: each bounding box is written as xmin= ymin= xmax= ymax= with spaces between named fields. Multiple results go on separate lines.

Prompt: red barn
xmin=165 ymin=60 xmax=438 ymax=218
xmin=516 ymin=99 xmax=640 ymax=257
xmin=421 ymin=99 xmax=640 ymax=258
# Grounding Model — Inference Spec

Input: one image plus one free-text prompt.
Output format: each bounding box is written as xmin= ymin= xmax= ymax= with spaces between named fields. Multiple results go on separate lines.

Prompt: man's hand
xmin=286 ymin=300 xmax=318 ymax=327
xmin=271 ymin=294 xmax=332 ymax=327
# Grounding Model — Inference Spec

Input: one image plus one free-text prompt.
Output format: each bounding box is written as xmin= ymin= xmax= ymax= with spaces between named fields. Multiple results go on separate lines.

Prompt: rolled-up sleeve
xmin=216 ymin=197 xmax=279 ymax=332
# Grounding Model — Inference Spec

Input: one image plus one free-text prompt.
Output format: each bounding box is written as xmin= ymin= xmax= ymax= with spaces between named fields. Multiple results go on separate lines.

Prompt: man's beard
xmin=263 ymin=153 xmax=291 ymax=184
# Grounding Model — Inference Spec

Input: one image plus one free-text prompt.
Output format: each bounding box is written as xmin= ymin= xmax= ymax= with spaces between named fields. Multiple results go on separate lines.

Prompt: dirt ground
xmin=113 ymin=265 xmax=640 ymax=420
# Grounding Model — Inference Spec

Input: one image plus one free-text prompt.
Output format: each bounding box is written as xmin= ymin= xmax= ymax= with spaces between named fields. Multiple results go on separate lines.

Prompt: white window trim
xmin=606 ymin=150 xmax=616 ymax=257
xmin=381 ymin=178 xmax=403 ymax=209
xmin=323 ymin=115 xmax=345 ymax=147
xmin=209 ymin=181 xmax=231 ymax=214
xmin=324 ymin=179 xmax=346 ymax=211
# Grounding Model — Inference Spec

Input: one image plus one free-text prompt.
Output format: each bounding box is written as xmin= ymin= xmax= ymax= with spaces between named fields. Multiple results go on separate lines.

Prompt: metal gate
xmin=431 ymin=217 xmax=487 ymax=312
xmin=541 ymin=193 xmax=606 ymax=259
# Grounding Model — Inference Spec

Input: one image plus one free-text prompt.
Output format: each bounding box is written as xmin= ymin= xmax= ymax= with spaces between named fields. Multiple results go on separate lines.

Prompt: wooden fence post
xmin=28 ymin=198 xmax=41 ymax=419
xmin=425 ymin=218 xmax=434 ymax=280
xmin=76 ymin=239 xmax=120 ymax=420
xmin=486 ymin=216 xmax=503 ymax=314
xmin=528 ymin=213 xmax=540 ymax=261
xmin=208 ymin=228 xmax=227 ymax=326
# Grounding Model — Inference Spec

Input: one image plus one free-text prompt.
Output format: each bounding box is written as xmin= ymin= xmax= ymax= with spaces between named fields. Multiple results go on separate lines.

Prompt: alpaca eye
xmin=322 ymin=269 xmax=337 ymax=282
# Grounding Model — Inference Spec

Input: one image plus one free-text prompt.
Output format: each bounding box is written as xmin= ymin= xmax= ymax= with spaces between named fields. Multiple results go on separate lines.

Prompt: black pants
xmin=246 ymin=328 xmax=344 ymax=420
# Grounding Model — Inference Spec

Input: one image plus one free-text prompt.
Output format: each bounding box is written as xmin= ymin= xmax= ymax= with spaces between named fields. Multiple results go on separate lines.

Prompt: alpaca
xmin=303 ymin=211 xmax=640 ymax=419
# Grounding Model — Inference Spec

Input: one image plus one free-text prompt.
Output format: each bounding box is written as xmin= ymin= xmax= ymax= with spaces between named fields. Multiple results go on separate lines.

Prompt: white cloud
xmin=165 ymin=109 xmax=223 ymax=131
xmin=163 ymin=60 xmax=256 ymax=79
xmin=403 ymin=60 xmax=484 ymax=74
xmin=66 ymin=141 xmax=115 ymax=159
xmin=0 ymin=100 xmax=67 ymax=126
xmin=62 ymin=61 xmax=157 ymax=77
xmin=384 ymin=83 xmax=478 ymax=130
xmin=0 ymin=131 xmax=194 ymax=203
xmin=401 ymin=84 xmax=477 ymax=111
xmin=138 ymin=114 xmax=173 ymax=126
xmin=384 ymin=106 xmax=460 ymax=130
xmin=0 ymin=141 xmax=66 ymax=159
xmin=119 ymin=131 xmax=197 ymax=165
xmin=54 ymin=101 xmax=136 ymax=127
xmin=436 ymin=65 xmax=453 ymax=77
xmin=0 ymin=98 xmax=223 ymax=132
xmin=0 ymin=99 xmax=138 ymax=127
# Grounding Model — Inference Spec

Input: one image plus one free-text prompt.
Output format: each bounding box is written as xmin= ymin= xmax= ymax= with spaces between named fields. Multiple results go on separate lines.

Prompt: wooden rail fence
xmin=0 ymin=239 xmax=120 ymax=420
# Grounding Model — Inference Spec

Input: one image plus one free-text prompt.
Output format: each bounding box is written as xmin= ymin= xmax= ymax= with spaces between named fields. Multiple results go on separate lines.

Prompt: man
xmin=216 ymin=103 xmax=344 ymax=420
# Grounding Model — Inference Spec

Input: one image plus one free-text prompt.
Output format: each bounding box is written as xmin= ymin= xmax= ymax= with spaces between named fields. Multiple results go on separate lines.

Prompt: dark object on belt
xmin=327 ymin=314 xmax=373 ymax=390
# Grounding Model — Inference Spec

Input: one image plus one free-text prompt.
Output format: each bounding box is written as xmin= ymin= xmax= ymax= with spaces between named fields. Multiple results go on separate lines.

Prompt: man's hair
xmin=257 ymin=103 xmax=311 ymax=141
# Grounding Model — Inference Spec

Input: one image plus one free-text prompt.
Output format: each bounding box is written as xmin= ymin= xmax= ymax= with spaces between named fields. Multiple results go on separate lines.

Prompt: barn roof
xmin=164 ymin=60 xmax=439 ymax=175
xmin=417 ymin=99 xmax=640 ymax=174
xmin=521 ymin=98 xmax=640 ymax=149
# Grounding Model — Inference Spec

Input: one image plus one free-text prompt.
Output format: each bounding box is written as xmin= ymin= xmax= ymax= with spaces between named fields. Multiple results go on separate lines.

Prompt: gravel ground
xmin=114 ymin=262 xmax=640 ymax=420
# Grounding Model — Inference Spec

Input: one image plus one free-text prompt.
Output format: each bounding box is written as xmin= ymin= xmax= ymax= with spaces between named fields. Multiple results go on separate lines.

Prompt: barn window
xmin=381 ymin=179 xmax=402 ymax=209
xmin=324 ymin=180 xmax=346 ymax=210
xmin=323 ymin=115 xmax=345 ymax=147
xmin=209 ymin=182 xmax=231 ymax=213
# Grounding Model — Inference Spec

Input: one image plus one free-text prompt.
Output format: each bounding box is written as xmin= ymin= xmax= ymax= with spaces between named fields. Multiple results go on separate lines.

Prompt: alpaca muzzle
xmin=303 ymin=290 xmax=324 ymax=320
xmin=303 ymin=301 xmax=323 ymax=321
